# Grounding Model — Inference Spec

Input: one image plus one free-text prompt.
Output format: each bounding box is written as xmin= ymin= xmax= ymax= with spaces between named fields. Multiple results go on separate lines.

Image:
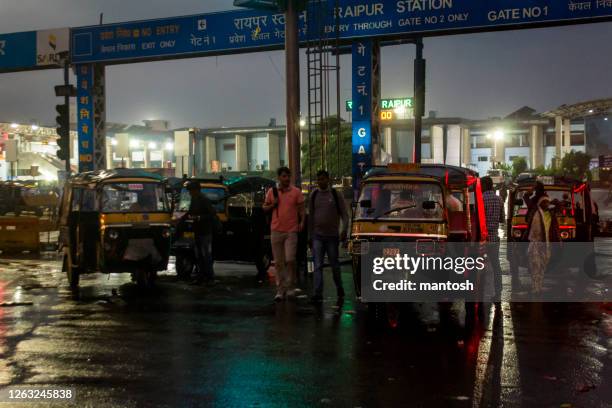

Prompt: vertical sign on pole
xmin=76 ymin=64 xmax=94 ymax=172
xmin=352 ymin=40 xmax=373 ymax=195
xmin=93 ymin=64 xmax=107 ymax=171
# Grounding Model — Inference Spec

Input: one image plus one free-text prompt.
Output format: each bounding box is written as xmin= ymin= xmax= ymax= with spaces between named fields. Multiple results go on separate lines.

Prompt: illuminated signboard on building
xmin=346 ymin=97 xmax=413 ymax=112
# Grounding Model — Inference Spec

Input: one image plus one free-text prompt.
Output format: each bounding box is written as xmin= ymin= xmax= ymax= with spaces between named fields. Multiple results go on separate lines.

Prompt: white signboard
xmin=36 ymin=28 xmax=69 ymax=66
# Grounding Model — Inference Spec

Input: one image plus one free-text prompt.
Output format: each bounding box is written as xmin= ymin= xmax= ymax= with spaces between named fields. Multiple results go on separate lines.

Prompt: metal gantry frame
xmin=305 ymin=0 xmax=341 ymax=185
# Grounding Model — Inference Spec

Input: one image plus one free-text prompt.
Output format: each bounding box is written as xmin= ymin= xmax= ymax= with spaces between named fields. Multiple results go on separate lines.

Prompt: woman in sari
xmin=527 ymin=196 xmax=559 ymax=294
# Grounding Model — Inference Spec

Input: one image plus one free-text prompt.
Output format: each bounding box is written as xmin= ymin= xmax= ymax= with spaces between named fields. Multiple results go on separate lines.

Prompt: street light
xmin=10 ymin=123 xmax=18 ymax=129
xmin=299 ymin=119 xmax=306 ymax=128
xmin=148 ymin=142 xmax=158 ymax=150
xmin=130 ymin=139 xmax=141 ymax=148
xmin=165 ymin=142 xmax=174 ymax=151
xmin=31 ymin=124 xmax=39 ymax=131
xmin=110 ymin=138 xmax=118 ymax=146
xmin=493 ymin=129 xmax=505 ymax=141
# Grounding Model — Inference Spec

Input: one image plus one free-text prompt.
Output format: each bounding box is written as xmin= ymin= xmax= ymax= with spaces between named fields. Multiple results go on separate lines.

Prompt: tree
xmin=560 ymin=150 xmax=591 ymax=179
xmin=511 ymin=156 xmax=528 ymax=178
xmin=301 ymin=115 xmax=352 ymax=181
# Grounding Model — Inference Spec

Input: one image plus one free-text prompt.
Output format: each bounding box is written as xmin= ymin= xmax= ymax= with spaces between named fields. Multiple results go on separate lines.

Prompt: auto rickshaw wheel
xmin=175 ymin=254 xmax=194 ymax=280
xmin=63 ymin=250 xmax=80 ymax=289
xmin=135 ymin=268 xmax=157 ymax=288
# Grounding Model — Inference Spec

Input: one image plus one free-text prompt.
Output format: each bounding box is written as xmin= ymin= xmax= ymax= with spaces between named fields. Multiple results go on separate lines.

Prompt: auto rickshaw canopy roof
xmin=365 ymin=164 xmax=479 ymax=189
xmin=69 ymin=169 xmax=166 ymax=186
xmin=514 ymin=174 xmax=584 ymax=189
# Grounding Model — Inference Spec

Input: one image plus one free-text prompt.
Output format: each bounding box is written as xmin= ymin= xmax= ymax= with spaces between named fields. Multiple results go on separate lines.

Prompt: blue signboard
xmin=0 ymin=31 xmax=36 ymax=71
xmin=76 ymin=64 xmax=95 ymax=173
xmin=71 ymin=0 xmax=612 ymax=64
xmin=352 ymin=40 xmax=373 ymax=192
xmin=0 ymin=28 xmax=70 ymax=72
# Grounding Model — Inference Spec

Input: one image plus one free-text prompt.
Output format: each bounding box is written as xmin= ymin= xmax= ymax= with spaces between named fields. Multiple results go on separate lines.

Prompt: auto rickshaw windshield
xmin=101 ymin=182 xmax=168 ymax=213
xmin=356 ymin=181 xmax=444 ymax=220
xmin=178 ymin=187 xmax=226 ymax=213
xmin=515 ymin=188 xmax=575 ymax=216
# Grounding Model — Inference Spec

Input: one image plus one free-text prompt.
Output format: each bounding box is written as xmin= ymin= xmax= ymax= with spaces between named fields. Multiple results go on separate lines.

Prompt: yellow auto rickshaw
xmin=348 ymin=164 xmax=487 ymax=326
xmin=58 ymin=169 xmax=172 ymax=288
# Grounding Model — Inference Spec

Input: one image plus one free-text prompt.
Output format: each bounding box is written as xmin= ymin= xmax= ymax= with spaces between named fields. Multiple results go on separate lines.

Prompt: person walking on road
xmin=308 ymin=170 xmax=349 ymax=303
xmin=481 ymin=176 xmax=505 ymax=303
xmin=263 ymin=167 xmax=305 ymax=302
xmin=527 ymin=196 xmax=559 ymax=295
xmin=184 ymin=180 xmax=217 ymax=285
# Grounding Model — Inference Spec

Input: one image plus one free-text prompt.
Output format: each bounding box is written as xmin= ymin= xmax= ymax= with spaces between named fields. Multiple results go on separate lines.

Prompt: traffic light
xmin=56 ymin=103 xmax=70 ymax=161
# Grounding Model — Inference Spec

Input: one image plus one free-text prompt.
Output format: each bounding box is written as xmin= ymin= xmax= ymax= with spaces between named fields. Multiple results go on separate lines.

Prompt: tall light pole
xmin=234 ymin=0 xmax=305 ymax=185
xmin=285 ymin=0 xmax=301 ymax=187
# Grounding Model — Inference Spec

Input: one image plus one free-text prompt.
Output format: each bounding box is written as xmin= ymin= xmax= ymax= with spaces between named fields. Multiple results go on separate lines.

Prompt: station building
xmin=2 ymin=99 xmax=610 ymax=181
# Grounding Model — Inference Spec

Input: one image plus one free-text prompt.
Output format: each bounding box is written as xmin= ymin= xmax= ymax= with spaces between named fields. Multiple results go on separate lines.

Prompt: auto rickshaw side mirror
xmin=514 ymin=198 xmax=524 ymax=206
xmin=359 ymin=199 xmax=372 ymax=209
xmin=422 ymin=200 xmax=437 ymax=210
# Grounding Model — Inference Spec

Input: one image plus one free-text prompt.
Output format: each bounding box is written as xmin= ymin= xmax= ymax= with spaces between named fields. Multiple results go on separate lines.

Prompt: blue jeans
xmin=312 ymin=236 xmax=343 ymax=297
xmin=194 ymin=233 xmax=214 ymax=280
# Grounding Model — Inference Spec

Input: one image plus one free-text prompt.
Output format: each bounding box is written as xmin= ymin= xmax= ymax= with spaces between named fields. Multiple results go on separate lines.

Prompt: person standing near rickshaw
xmin=482 ymin=176 xmax=505 ymax=305
xmin=527 ymin=196 xmax=559 ymax=295
xmin=184 ymin=181 xmax=217 ymax=285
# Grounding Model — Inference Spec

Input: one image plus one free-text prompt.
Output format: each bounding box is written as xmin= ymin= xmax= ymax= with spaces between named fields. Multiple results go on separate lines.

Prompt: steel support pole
xmin=414 ymin=38 xmax=425 ymax=164
xmin=285 ymin=0 xmax=301 ymax=186
xmin=63 ymin=60 xmax=71 ymax=172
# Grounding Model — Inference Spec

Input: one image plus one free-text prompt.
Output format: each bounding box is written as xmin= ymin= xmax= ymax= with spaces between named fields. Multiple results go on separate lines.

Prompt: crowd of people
xmin=181 ymin=168 xmax=562 ymax=301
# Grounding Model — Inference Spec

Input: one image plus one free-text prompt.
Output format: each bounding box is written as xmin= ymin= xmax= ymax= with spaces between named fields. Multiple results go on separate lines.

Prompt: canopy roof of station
xmin=541 ymin=98 xmax=612 ymax=119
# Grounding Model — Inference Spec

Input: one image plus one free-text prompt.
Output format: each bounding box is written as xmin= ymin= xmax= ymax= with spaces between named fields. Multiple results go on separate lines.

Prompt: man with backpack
xmin=308 ymin=170 xmax=349 ymax=303
xmin=263 ymin=167 xmax=305 ymax=302
xmin=183 ymin=180 xmax=219 ymax=285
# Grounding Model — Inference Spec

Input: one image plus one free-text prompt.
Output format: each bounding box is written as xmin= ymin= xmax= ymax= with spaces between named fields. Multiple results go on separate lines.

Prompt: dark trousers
xmin=313 ymin=236 xmax=343 ymax=297
xmin=194 ymin=233 xmax=214 ymax=280
xmin=487 ymin=243 xmax=503 ymax=300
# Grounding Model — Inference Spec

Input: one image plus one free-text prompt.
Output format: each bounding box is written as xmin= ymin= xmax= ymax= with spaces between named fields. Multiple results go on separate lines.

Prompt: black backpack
xmin=310 ymin=188 xmax=342 ymax=217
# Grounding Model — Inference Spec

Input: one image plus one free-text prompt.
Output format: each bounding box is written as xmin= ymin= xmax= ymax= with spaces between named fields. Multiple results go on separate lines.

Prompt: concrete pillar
xmin=204 ymin=135 xmax=217 ymax=173
xmin=431 ymin=125 xmax=444 ymax=164
xmin=493 ymin=136 xmax=505 ymax=165
xmin=382 ymin=127 xmax=397 ymax=162
xmin=446 ymin=126 xmax=461 ymax=166
xmin=235 ymin=134 xmax=248 ymax=172
xmin=144 ymin=146 xmax=151 ymax=168
xmin=268 ymin=133 xmax=280 ymax=171
xmin=461 ymin=127 xmax=471 ymax=168
xmin=530 ymin=125 xmax=544 ymax=169
xmin=563 ymin=118 xmax=572 ymax=155
xmin=105 ymin=139 xmax=113 ymax=169
xmin=555 ymin=116 xmax=563 ymax=160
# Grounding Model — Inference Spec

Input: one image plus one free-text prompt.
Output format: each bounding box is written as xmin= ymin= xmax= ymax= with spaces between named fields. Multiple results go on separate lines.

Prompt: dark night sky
xmin=1 ymin=0 xmax=611 ymax=129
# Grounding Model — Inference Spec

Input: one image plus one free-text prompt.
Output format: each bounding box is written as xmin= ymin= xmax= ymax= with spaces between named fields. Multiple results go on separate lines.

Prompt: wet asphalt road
xmin=0 ymin=249 xmax=611 ymax=408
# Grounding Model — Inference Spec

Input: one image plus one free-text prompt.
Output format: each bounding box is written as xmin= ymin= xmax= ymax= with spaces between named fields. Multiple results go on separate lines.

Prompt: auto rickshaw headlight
xmin=162 ymin=228 xmax=171 ymax=239
xmin=108 ymin=230 xmax=119 ymax=240
xmin=560 ymin=231 xmax=570 ymax=240
xmin=512 ymin=229 xmax=523 ymax=239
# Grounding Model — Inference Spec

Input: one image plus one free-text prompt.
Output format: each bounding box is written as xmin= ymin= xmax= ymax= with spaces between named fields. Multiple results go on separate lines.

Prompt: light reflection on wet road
xmin=0 ymin=245 xmax=610 ymax=407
